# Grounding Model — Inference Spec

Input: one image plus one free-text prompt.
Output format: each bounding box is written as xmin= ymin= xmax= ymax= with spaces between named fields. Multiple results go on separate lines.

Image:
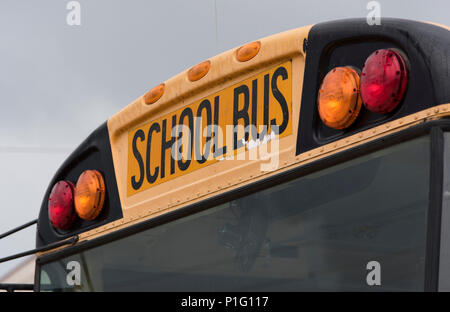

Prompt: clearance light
xmin=236 ymin=41 xmax=261 ymax=62
xmin=48 ymin=181 xmax=77 ymax=230
xmin=144 ymin=83 xmax=165 ymax=105
xmin=74 ymin=170 xmax=106 ymax=221
xmin=360 ymin=49 xmax=408 ymax=114
xmin=187 ymin=60 xmax=211 ymax=82
xmin=318 ymin=66 xmax=362 ymax=130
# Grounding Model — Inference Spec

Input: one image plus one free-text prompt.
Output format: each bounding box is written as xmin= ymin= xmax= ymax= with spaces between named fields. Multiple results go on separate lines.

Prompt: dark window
xmin=40 ymin=136 xmax=430 ymax=291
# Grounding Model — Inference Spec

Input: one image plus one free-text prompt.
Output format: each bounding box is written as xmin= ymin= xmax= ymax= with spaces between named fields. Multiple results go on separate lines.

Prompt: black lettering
xmin=177 ymin=107 xmax=194 ymax=171
xmin=233 ymin=85 xmax=250 ymax=150
xmin=160 ymin=115 xmax=177 ymax=179
xmin=146 ymin=122 xmax=160 ymax=184
xmin=263 ymin=73 xmax=270 ymax=132
xmin=131 ymin=129 xmax=145 ymax=190
xmin=251 ymin=79 xmax=266 ymax=140
xmin=213 ymin=96 xmax=227 ymax=157
xmin=271 ymin=66 xmax=289 ymax=134
xmin=195 ymin=99 xmax=212 ymax=164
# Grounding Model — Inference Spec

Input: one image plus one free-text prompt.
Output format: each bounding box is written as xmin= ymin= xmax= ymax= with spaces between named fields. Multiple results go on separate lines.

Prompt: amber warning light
xmin=318 ymin=66 xmax=362 ymax=130
xmin=74 ymin=170 xmax=105 ymax=221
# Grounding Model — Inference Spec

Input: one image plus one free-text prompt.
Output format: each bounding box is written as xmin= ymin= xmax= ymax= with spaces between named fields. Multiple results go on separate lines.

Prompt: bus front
xmin=35 ymin=18 xmax=450 ymax=292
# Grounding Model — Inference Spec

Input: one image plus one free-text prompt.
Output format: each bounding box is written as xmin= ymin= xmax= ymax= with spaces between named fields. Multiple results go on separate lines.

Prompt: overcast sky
xmin=0 ymin=0 xmax=448 ymax=280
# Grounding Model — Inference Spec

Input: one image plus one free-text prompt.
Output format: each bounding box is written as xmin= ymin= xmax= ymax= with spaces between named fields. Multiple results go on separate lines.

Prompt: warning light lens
xmin=48 ymin=181 xmax=76 ymax=230
xmin=74 ymin=170 xmax=106 ymax=221
xmin=360 ymin=49 xmax=408 ymax=114
xmin=187 ymin=60 xmax=211 ymax=82
xmin=144 ymin=83 xmax=165 ymax=105
xmin=236 ymin=41 xmax=261 ymax=62
xmin=318 ymin=66 xmax=362 ymax=130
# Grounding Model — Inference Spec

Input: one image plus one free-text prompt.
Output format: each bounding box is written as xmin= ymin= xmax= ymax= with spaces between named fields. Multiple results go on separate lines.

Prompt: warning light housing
xmin=48 ymin=181 xmax=77 ymax=230
xmin=360 ymin=49 xmax=408 ymax=114
xmin=317 ymin=66 xmax=362 ymax=130
xmin=74 ymin=170 xmax=106 ymax=221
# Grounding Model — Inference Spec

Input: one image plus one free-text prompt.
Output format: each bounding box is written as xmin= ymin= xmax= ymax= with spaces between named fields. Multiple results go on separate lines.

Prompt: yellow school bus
xmin=11 ymin=18 xmax=450 ymax=291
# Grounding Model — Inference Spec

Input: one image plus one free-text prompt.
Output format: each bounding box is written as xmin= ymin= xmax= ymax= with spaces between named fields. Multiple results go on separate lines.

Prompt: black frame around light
xmin=34 ymin=119 xmax=449 ymax=292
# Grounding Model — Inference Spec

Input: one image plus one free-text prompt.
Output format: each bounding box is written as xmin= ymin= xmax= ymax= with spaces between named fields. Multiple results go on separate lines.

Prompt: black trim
xmin=35 ymin=120 xmax=450 ymax=292
xmin=425 ymin=127 xmax=444 ymax=291
xmin=36 ymin=122 xmax=123 ymax=248
xmin=296 ymin=18 xmax=450 ymax=154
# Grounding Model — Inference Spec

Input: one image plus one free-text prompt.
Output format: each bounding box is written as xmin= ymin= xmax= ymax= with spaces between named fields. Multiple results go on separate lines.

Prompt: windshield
xmin=39 ymin=136 xmax=430 ymax=291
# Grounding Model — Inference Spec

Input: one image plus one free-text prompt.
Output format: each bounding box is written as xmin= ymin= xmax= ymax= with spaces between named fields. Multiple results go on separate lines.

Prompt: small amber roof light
xmin=74 ymin=170 xmax=105 ymax=221
xmin=144 ymin=83 xmax=165 ymax=105
xmin=318 ymin=66 xmax=362 ymax=130
xmin=236 ymin=41 xmax=260 ymax=62
xmin=187 ymin=60 xmax=211 ymax=82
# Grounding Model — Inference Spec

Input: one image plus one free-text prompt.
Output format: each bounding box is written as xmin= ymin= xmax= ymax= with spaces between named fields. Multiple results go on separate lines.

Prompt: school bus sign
xmin=127 ymin=61 xmax=292 ymax=196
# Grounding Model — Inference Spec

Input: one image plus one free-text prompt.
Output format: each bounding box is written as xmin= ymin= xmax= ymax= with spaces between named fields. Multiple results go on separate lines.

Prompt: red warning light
xmin=360 ymin=49 xmax=408 ymax=114
xmin=48 ymin=181 xmax=77 ymax=230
